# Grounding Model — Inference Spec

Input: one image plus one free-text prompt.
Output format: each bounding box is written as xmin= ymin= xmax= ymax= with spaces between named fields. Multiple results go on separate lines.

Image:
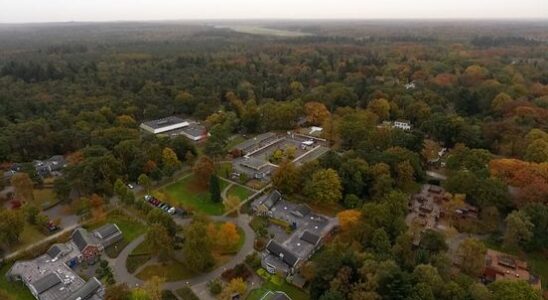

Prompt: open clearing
xmin=217 ymin=25 xmax=312 ymax=37
xmin=162 ymin=175 xmax=229 ymax=215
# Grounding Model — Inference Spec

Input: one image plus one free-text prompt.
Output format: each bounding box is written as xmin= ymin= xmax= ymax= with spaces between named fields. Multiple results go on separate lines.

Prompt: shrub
xmin=208 ymin=279 xmax=222 ymax=295
xmin=176 ymin=287 xmax=199 ymax=300
xmin=245 ymin=252 xmax=262 ymax=269
xmin=221 ymin=263 xmax=252 ymax=281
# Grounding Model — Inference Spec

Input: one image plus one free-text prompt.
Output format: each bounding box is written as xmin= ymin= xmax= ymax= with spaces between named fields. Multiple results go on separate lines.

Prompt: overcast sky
xmin=1 ymin=0 xmax=546 ymax=23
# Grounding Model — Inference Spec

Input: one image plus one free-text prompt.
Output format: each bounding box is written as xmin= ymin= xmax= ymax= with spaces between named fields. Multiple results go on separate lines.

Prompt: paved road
xmin=426 ymin=170 xmax=448 ymax=181
xmin=106 ymin=235 xmax=146 ymax=288
xmin=108 ymin=214 xmax=256 ymax=292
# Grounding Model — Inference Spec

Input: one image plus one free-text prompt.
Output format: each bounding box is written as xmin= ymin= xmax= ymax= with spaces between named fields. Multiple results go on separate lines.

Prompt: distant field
xmin=218 ymin=25 xmax=312 ymax=37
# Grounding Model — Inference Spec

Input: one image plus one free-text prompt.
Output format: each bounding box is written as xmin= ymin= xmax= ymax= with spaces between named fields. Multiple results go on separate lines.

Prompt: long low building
xmin=6 ymin=224 xmax=123 ymax=300
xmin=139 ymin=116 xmax=207 ymax=141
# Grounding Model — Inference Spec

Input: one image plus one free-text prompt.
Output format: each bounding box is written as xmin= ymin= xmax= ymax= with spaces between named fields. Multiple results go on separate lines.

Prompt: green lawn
xmin=247 ymin=280 xmax=309 ymax=300
xmin=5 ymin=224 xmax=47 ymax=253
xmin=86 ymin=210 xmax=146 ymax=258
xmin=126 ymin=239 xmax=152 ymax=273
xmin=33 ymin=188 xmax=59 ymax=210
xmin=136 ymin=259 xmax=198 ymax=281
xmin=0 ymin=263 xmax=35 ymax=300
xmin=162 ymin=175 xmax=227 ymax=215
xmin=226 ymin=184 xmax=254 ymax=201
xmin=216 ymin=162 xmax=233 ymax=178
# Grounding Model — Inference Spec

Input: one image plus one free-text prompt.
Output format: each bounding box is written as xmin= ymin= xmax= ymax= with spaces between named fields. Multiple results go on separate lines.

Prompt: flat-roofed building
xmin=6 ymin=225 xmax=123 ymax=300
xmin=140 ymin=116 xmax=208 ymax=141
xmin=483 ymin=249 xmax=541 ymax=289
xmin=257 ymin=190 xmax=338 ymax=277
xmin=140 ymin=116 xmax=189 ymax=134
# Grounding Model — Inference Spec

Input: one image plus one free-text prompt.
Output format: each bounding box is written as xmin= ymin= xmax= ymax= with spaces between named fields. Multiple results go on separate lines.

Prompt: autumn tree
xmin=217 ymin=222 xmax=240 ymax=252
xmin=0 ymin=209 xmax=25 ymax=245
xmin=304 ymin=101 xmax=331 ymax=126
xmin=337 ymin=209 xmax=361 ymax=232
xmin=134 ymin=174 xmax=150 ymax=194
xmin=162 ymin=147 xmax=181 ymax=176
xmin=146 ymin=208 xmax=177 ymax=237
xmin=491 ymin=92 xmax=513 ymax=112
xmin=367 ymin=98 xmax=391 ymax=121
xmin=456 ymin=238 xmax=487 ymax=277
xmin=503 ymin=210 xmax=533 ymax=249
xmin=10 ymin=172 xmax=34 ymax=202
xmin=272 ymin=160 xmax=299 ymax=195
xmin=395 ymin=160 xmax=415 ymax=188
xmin=90 ymin=194 xmax=106 ymax=222
xmin=304 ymin=168 xmax=342 ymax=205
xmin=113 ymin=178 xmax=128 ymax=199
xmin=183 ymin=216 xmax=214 ymax=272
xmin=192 ymin=156 xmax=215 ymax=189
xmin=145 ymin=224 xmax=173 ymax=260
xmin=489 ymin=280 xmax=541 ymax=300
xmin=220 ymin=277 xmax=247 ymax=300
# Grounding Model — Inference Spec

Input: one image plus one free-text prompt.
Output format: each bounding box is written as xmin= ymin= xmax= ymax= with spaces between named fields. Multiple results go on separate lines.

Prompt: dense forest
xmin=0 ymin=21 xmax=547 ymax=299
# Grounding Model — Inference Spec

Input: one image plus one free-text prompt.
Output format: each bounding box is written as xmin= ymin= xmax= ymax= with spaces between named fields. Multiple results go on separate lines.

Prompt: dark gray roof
xmin=95 ymin=224 xmax=121 ymax=239
xmin=72 ymin=228 xmax=94 ymax=251
xmin=264 ymin=190 xmax=281 ymax=209
xmin=65 ymin=277 xmax=102 ymax=300
xmin=266 ymin=240 xmax=299 ymax=267
xmin=142 ymin=116 xmax=185 ymax=129
xmin=291 ymin=205 xmax=311 ymax=217
xmin=32 ymin=273 xmax=61 ymax=294
xmin=300 ymin=231 xmax=321 ymax=245
xmin=233 ymin=132 xmax=276 ymax=151
xmin=47 ymin=244 xmax=63 ymax=258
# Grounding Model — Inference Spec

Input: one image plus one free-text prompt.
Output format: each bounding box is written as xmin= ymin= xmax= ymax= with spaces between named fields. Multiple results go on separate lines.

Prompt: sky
xmin=0 ymin=0 xmax=546 ymax=23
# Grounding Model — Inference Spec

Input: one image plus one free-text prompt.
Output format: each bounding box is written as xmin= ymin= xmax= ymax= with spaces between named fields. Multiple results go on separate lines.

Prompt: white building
xmin=393 ymin=120 xmax=412 ymax=131
xmin=140 ymin=116 xmax=207 ymax=141
xmin=140 ymin=116 xmax=190 ymax=134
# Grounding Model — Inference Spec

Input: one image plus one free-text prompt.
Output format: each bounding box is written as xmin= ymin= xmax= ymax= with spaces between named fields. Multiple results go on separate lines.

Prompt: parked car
xmin=44 ymin=221 xmax=60 ymax=234
xmin=127 ymin=183 xmax=134 ymax=189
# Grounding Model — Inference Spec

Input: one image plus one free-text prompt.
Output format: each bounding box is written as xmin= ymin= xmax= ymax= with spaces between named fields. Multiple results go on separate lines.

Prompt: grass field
xmin=0 ymin=262 xmax=35 ymax=300
xmin=136 ymin=258 xmax=197 ymax=281
xmin=162 ymin=175 xmax=229 ymax=215
xmin=5 ymin=224 xmax=47 ymax=253
xmin=221 ymin=25 xmax=312 ymax=37
xmin=226 ymin=183 xmax=254 ymax=201
xmin=86 ymin=210 xmax=146 ymax=258
xmin=33 ymin=188 xmax=58 ymax=209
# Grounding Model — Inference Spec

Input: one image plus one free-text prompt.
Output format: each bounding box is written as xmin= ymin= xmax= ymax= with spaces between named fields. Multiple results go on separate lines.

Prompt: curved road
xmin=108 ymin=214 xmax=256 ymax=290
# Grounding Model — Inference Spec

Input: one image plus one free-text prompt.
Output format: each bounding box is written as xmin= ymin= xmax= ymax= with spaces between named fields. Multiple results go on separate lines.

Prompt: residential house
xmin=93 ymin=223 xmax=123 ymax=248
xmin=393 ymin=120 xmax=412 ymax=131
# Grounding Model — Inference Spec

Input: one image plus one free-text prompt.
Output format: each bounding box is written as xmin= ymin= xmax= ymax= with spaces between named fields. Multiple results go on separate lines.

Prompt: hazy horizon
xmin=1 ymin=0 xmax=547 ymax=24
